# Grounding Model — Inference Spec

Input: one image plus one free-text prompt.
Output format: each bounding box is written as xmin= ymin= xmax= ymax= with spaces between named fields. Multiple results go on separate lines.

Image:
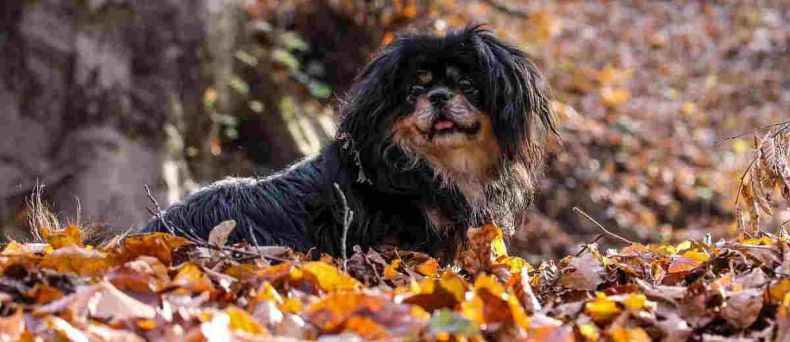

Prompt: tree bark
xmin=0 ymin=0 xmax=208 ymax=237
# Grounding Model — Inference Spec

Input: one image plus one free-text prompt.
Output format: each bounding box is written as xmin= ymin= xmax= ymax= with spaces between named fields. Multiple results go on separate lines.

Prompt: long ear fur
xmin=336 ymin=37 xmax=438 ymax=194
xmin=466 ymin=26 xmax=556 ymax=166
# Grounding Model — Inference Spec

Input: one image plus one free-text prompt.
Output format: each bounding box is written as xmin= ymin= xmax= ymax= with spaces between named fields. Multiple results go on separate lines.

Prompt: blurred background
xmin=0 ymin=0 xmax=787 ymax=260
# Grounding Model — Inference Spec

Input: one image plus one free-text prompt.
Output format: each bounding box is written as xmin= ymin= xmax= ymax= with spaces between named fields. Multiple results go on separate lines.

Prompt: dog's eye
xmin=409 ymin=85 xmax=425 ymax=97
xmin=458 ymin=79 xmax=475 ymax=91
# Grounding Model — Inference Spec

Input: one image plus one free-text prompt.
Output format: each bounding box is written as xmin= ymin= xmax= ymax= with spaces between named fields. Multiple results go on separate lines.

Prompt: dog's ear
xmin=337 ymin=40 xmax=410 ymax=185
xmin=466 ymin=26 xmax=556 ymax=163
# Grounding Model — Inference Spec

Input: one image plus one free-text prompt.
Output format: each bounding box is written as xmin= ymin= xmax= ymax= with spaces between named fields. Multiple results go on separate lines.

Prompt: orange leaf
xmin=118 ymin=233 xmax=189 ymax=266
xmin=170 ymin=263 xmax=213 ymax=293
xmin=304 ymin=292 xmax=427 ymax=336
xmin=403 ymin=272 xmax=469 ymax=312
xmin=416 ymin=259 xmax=439 ymax=277
xmin=0 ymin=308 xmax=24 ymax=341
xmin=609 ymin=326 xmax=651 ymax=342
xmin=383 ymin=259 xmax=401 ymax=279
xmin=39 ymin=246 xmax=110 ymax=276
xmin=667 ymin=250 xmax=708 ymax=274
xmin=344 ymin=316 xmax=392 ymax=340
xmin=42 ymin=225 xmax=83 ymax=249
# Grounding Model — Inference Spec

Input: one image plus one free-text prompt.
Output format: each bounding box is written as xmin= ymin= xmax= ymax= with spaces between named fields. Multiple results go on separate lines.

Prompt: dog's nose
xmin=428 ymin=88 xmax=452 ymax=107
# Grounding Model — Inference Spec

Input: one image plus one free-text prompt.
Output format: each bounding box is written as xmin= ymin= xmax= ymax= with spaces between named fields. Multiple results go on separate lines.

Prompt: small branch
xmin=248 ymin=225 xmax=263 ymax=261
xmin=573 ymin=207 xmax=634 ymax=245
xmin=574 ymin=233 xmax=605 ymax=257
xmin=144 ymin=185 xmax=176 ymax=236
xmin=481 ymin=0 xmax=530 ymax=18
xmin=715 ymin=120 xmax=790 ymax=145
xmin=144 ymin=185 xmax=203 ymax=243
xmin=334 ymin=183 xmax=354 ymax=271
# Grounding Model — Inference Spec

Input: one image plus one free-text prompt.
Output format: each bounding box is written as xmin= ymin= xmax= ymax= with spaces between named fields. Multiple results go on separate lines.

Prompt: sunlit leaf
xmin=585 ymin=292 xmax=621 ymax=323
xmin=302 ymin=261 xmax=361 ymax=292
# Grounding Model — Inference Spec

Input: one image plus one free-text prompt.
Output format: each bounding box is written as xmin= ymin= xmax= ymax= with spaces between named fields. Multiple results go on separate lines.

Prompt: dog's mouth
xmin=427 ymin=119 xmax=481 ymax=140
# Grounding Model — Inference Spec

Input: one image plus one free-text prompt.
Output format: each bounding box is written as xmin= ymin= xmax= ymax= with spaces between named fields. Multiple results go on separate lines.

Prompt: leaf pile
xmin=1 ymin=223 xmax=788 ymax=340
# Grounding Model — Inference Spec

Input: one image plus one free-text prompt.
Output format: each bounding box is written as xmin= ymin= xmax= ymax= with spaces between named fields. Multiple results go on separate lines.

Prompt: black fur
xmin=140 ymin=26 xmax=554 ymax=259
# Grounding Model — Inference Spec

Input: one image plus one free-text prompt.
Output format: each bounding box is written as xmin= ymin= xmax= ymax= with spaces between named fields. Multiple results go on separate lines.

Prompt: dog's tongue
xmin=434 ymin=120 xmax=455 ymax=130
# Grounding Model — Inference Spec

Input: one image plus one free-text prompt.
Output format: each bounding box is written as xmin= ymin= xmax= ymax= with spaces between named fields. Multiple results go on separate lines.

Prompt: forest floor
xmin=0 ymin=1 xmax=788 ymax=341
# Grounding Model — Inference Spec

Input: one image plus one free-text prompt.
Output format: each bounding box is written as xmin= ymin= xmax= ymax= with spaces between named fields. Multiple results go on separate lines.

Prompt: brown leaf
xmin=208 ymin=220 xmax=236 ymax=249
xmin=561 ymin=250 xmax=605 ymax=291
xmin=720 ymin=288 xmax=764 ymax=329
xmin=88 ymin=282 xmax=157 ymax=321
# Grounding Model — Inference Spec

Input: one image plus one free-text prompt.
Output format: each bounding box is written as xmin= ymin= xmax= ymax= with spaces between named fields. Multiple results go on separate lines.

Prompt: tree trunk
xmin=0 ymin=0 xmax=209 ymax=238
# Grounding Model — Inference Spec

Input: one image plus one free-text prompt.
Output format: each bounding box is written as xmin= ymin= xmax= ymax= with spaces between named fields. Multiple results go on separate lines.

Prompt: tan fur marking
xmin=392 ymin=91 xmax=502 ymax=205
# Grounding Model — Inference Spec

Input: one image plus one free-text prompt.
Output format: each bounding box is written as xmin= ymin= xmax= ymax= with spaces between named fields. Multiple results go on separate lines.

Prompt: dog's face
xmin=339 ymin=26 xmax=555 ymax=212
xmin=393 ymin=63 xmax=501 ymax=184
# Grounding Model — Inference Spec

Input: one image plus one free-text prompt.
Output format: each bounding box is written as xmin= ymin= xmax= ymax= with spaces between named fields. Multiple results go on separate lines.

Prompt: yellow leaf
xmin=280 ymin=298 xmax=302 ymax=314
xmin=302 ymin=261 xmax=361 ymax=292
xmin=667 ymin=250 xmax=709 ymax=274
xmin=255 ymin=282 xmax=283 ymax=304
xmin=675 ymin=240 xmax=692 ymax=252
xmin=623 ymin=293 xmax=647 ymax=310
xmin=600 ymin=87 xmax=630 ymax=107
xmin=494 ymin=255 xmax=532 ymax=274
xmin=226 ymin=306 xmax=267 ymax=335
xmin=585 ymin=292 xmax=621 ymax=323
xmin=579 ymin=323 xmax=599 ymax=341
xmin=681 ymin=102 xmax=697 ymax=116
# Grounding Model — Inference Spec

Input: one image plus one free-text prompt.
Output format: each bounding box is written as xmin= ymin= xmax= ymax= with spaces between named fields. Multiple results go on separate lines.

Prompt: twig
xmin=481 ymin=0 xmax=530 ymax=17
xmin=144 ymin=185 xmax=203 ymax=243
xmin=574 ymin=233 xmax=605 ymax=257
xmin=573 ymin=207 xmax=634 ymax=245
xmin=144 ymin=185 xmax=175 ymax=234
xmin=732 ymin=122 xmax=790 ymax=206
xmin=334 ymin=183 xmax=354 ymax=272
xmin=248 ymin=225 xmax=263 ymax=261
xmin=733 ymin=156 xmax=758 ymax=206
xmin=715 ymin=120 xmax=790 ymax=145
xmin=734 ymin=244 xmax=782 ymax=256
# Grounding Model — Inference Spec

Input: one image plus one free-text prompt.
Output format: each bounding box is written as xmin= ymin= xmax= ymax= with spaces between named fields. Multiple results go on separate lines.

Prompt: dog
xmin=141 ymin=26 xmax=555 ymax=260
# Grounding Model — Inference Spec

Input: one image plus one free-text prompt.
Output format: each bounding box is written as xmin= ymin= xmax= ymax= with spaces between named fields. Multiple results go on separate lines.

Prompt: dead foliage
xmin=0 ymin=216 xmax=788 ymax=341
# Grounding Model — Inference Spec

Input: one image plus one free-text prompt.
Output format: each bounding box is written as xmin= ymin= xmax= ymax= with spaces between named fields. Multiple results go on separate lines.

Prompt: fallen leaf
xmin=416 ymin=259 xmax=439 ymax=277
xmin=561 ymin=251 xmax=605 ymax=290
xmin=720 ymin=288 xmax=763 ymax=329
xmin=586 ymin=292 xmax=621 ymax=323
xmin=39 ymin=246 xmax=111 ymax=276
xmin=302 ymin=261 xmax=361 ymax=292
xmin=42 ymin=225 xmax=83 ymax=249
xmin=208 ymin=220 xmax=236 ymax=248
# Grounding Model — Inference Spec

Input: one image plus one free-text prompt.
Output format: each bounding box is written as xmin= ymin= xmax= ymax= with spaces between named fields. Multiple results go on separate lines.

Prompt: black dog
xmin=141 ymin=26 xmax=555 ymax=259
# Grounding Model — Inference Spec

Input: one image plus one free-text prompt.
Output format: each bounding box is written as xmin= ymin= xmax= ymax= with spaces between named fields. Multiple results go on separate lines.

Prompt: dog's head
xmin=338 ymin=26 xmax=554 ymax=225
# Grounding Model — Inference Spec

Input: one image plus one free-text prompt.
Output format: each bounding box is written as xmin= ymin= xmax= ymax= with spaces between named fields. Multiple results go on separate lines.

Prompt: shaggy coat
xmin=141 ymin=26 xmax=555 ymax=259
